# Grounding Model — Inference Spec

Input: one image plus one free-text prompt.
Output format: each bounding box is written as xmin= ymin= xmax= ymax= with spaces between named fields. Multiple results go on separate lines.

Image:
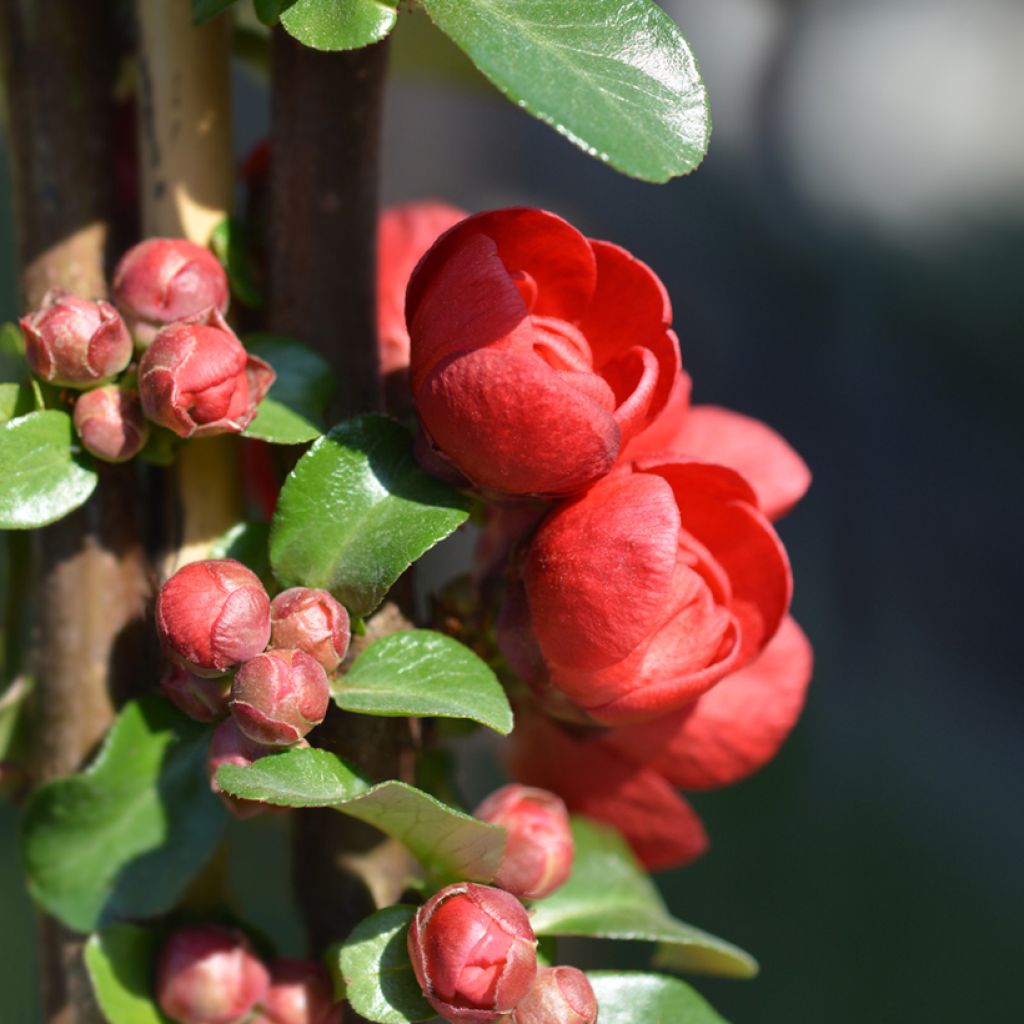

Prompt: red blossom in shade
xmin=510 ymin=966 xmax=598 ymax=1024
xmin=378 ymin=201 xmax=466 ymax=394
xmin=407 ymin=208 xmax=680 ymax=497
xmin=207 ymin=717 xmax=287 ymax=820
xmin=624 ymin=371 xmax=812 ymax=521
xmin=112 ymin=237 xmax=229 ymax=346
xmin=20 ymin=289 xmax=132 ymax=388
xmin=407 ymin=883 xmax=538 ymax=1023
xmin=138 ymin=308 xmax=274 ymax=439
xmin=160 ymin=664 xmax=230 ymax=723
xmin=259 ymin=958 xmax=342 ymax=1024
xmin=498 ymin=458 xmax=792 ymax=725
xmin=72 ymin=385 xmax=149 ymax=463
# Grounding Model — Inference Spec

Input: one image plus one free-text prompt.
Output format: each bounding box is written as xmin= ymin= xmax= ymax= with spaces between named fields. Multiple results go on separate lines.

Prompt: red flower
xmin=260 ymin=958 xmax=342 ymax=1024
xmin=624 ymin=372 xmax=811 ymax=520
xmin=72 ymin=385 xmax=149 ymax=463
xmin=508 ymin=620 xmax=812 ymax=870
xmin=499 ymin=458 xmax=792 ymax=724
xmin=407 ymin=208 xmax=680 ymax=497
xmin=138 ymin=308 xmax=274 ymax=438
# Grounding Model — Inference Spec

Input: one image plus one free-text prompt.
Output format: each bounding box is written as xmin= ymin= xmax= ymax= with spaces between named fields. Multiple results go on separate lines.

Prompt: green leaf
xmin=418 ymin=0 xmax=710 ymax=183
xmin=210 ymin=216 xmax=265 ymax=308
xmin=0 ymin=383 xmax=32 ymax=425
xmin=0 ymin=322 xmax=27 ymax=383
xmin=243 ymin=334 xmax=334 ymax=445
xmin=85 ymin=924 xmax=170 ymax=1024
xmin=337 ymin=906 xmax=433 ymax=1024
xmin=587 ymin=972 xmax=728 ymax=1024
xmin=217 ymin=748 xmax=505 ymax=881
xmin=269 ymin=415 xmax=470 ymax=617
xmin=193 ymin=0 xmax=238 ymax=26
xmin=21 ymin=698 xmax=228 ymax=933
xmin=209 ymin=520 xmax=272 ymax=584
xmin=0 ymin=411 xmax=97 ymax=529
xmin=529 ymin=819 xmax=757 ymax=979
xmin=280 ymin=0 xmax=398 ymax=51
xmin=334 ymin=629 xmax=512 ymax=734
xmin=254 ymin=0 xmax=283 ymax=26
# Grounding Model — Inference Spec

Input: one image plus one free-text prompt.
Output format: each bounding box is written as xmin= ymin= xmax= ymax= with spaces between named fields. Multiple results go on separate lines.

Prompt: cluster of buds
xmin=17 ymin=236 xmax=274 ymax=464
xmin=155 ymin=926 xmax=341 ymax=1024
xmin=155 ymin=559 xmax=349 ymax=817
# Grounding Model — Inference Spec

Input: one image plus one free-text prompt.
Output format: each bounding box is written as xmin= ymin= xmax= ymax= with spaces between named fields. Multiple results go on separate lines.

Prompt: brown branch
xmin=267 ymin=29 xmax=418 ymax=957
xmin=0 ymin=3 xmax=150 ymax=1022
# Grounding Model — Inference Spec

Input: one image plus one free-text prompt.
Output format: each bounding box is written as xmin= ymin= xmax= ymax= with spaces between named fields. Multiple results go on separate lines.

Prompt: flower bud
xmin=19 ymin=289 xmax=132 ymax=388
xmin=510 ymin=967 xmax=597 ymax=1024
xmin=138 ymin=308 xmax=274 ymax=438
xmin=156 ymin=559 xmax=271 ymax=677
xmin=112 ymin=237 xmax=229 ymax=346
xmin=259 ymin=959 xmax=342 ymax=1024
xmin=155 ymin=925 xmax=269 ymax=1024
xmin=230 ymin=649 xmax=329 ymax=747
xmin=269 ymin=588 xmax=350 ymax=673
xmin=208 ymin=718 xmax=283 ymax=819
xmin=408 ymin=883 xmax=538 ymax=1023
xmin=474 ymin=785 xmax=573 ymax=899
xmin=161 ymin=665 xmax=230 ymax=723
xmin=72 ymin=385 xmax=149 ymax=462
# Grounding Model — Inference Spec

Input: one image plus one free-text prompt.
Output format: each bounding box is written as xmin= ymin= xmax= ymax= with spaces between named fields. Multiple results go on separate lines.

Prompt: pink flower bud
xmin=407 ymin=883 xmax=538 ymax=1023
xmin=230 ymin=649 xmax=329 ymax=747
xmin=259 ymin=959 xmax=342 ymax=1024
xmin=161 ymin=664 xmax=230 ymax=723
xmin=138 ymin=308 xmax=274 ymax=439
xmin=269 ymin=588 xmax=350 ymax=673
xmin=156 ymin=559 xmax=271 ymax=678
xmin=474 ymin=785 xmax=573 ymax=900
xmin=208 ymin=718 xmax=281 ymax=819
xmin=112 ymin=237 xmax=229 ymax=346
xmin=72 ymin=385 xmax=149 ymax=462
xmin=155 ymin=925 xmax=269 ymax=1024
xmin=510 ymin=967 xmax=597 ymax=1024
xmin=19 ymin=289 xmax=132 ymax=388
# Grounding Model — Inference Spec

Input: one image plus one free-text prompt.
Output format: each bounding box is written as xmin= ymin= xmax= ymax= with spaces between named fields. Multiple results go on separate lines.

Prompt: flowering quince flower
xmin=498 ymin=457 xmax=792 ymax=725
xmin=138 ymin=308 xmax=275 ymax=438
xmin=208 ymin=718 xmax=300 ymax=820
xmin=72 ymin=385 xmax=149 ymax=463
xmin=624 ymin=371 xmax=812 ymax=521
xmin=507 ymin=618 xmax=813 ymax=870
xmin=378 ymin=201 xmax=466 ymax=399
xmin=510 ymin=966 xmax=598 ymax=1024
xmin=255 ymin=958 xmax=342 ymax=1024
xmin=407 ymin=207 xmax=681 ymax=497
xmin=112 ymin=237 xmax=230 ymax=347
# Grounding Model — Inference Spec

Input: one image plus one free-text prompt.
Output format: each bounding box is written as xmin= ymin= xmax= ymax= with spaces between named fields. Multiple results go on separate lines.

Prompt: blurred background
xmin=2 ymin=0 xmax=1022 ymax=1020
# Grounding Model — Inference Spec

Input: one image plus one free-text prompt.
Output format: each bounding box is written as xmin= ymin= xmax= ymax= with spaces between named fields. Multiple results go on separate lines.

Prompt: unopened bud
xmin=475 ymin=785 xmax=574 ymax=899
xmin=230 ymin=649 xmax=329 ymax=747
xmin=269 ymin=588 xmax=350 ymax=673
xmin=19 ymin=289 xmax=132 ymax=388
xmin=155 ymin=925 xmax=269 ymax=1024
xmin=138 ymin=308 xmax=274 ymax=439
xmin=208 ymin=718 xmax=282 ymax=819
xmin=408 ymin=883 xmax=537 ymax=1023
xmin=156 ymin=559 xmax=271 ymax=677
xmin=72 ymin=385 xmax=149 ymax=462
xmin=161 ymin=665 xmax=230 ymax=723
xmin=510 ymin=967 xmax=597 ymax=1024
xmin=258 ymin=959 xmax=342 ymax=1024
xmin=112 ymin=237 xmax=229 ymax=347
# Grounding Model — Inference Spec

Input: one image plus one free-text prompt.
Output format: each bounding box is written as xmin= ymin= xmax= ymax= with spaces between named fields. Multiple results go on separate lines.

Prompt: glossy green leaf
xmin=269 ymin=415 xmax=470 ymax=616
xmin=192 ymin=0 xmax=237 ymax=26
xmin=0 ymin=383 xmax=32 ymax=425
xmin=0 ymin=411 xmax=97 ymax=529
xmin=85 ymin=924 xmax=170 ymax=1024
xmin=217 ymin=747 xmax=504 ymax=881
xmin=209 ymin=520 xmax=272 ymax=584
xmin=280 ymin=0 xmax=398 ymax=51
xmin=22 ymin=698 xmax=228 ymax=933
xmin=587 ymin=972 xmax=728 ymax=1024
xmin=337 ymin=906 xmax=433 ymax=1024
xmin=418 ymin=0 xmax=709 ymax=182
xmin=243 ymin=334 xmax=334 ymax=445
xmin=210 ymin=216 xmax=264 ymax=308
xmin=334 ymin=629 xmax=512 ymax=734
xmin=529 ymin=819 xmax=757 ymax=978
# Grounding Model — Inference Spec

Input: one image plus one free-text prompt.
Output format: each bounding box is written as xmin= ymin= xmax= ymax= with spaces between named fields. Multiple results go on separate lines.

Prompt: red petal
xmin=526 ymin=470 xmax=679 ymax=670
xmin=621 ymin=371 xmax=692 ymax=458
xmin=607 ymin=616 xmax=813 ymax=790
xmin=419 ymin=347 xmax=620 ymax=496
